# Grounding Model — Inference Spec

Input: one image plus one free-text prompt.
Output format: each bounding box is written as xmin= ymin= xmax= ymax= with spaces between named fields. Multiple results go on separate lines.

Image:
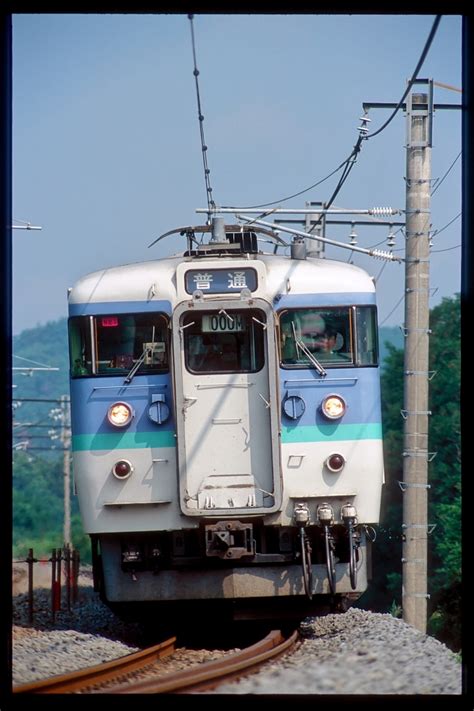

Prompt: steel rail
xmin=12 ymin=636 xmax=177 ymax=694
xmin=106 ymin=629 xmax=300 ymax=694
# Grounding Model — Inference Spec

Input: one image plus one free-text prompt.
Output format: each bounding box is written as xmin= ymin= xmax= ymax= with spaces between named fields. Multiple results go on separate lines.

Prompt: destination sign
xmin=185 ymin=268 xmax=257 ymax=294
xmin=202 ymin=313 xmax=245 ymax=333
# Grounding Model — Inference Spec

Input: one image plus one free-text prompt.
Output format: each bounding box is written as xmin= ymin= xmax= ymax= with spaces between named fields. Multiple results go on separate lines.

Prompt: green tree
xmin=13 ymin=451 xmax=91 ymax=563
xmin=363 ymin=295 xmax=461 ymax=651
xmin=426 ymin=295 xmax=461 ymax=649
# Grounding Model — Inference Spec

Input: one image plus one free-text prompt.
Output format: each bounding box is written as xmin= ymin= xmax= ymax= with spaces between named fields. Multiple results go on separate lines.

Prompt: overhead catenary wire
xmin=379 ymin=293 xmax=406 ymax=326
xmin=13 ymin=354 xmax=59 ymax=369
xmin=188 ymin=14 xmax=216 ymax=222
xmin=249 ymin=14 xmax=441 ymax=231
xmin=221 ymin=159 xmax=348 ymax=210
xmin=431 ymin=151 xmax=461 ymax=196
xmin=431 ymin=211 xmax=461 ymax=237
xmin=367 ymin=15 xmax=442 ymax=140
xmin=306 ymin=137 xmax=363 ymax=232
xmin=430 ymin=244 xmax=461 ymax=253
xmin=222 ymin=15 xmax=441 ymax=215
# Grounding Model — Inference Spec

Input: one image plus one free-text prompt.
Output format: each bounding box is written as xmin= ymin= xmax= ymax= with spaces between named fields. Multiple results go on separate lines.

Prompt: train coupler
xmin=205 ymin=520 xmax=255 ymax=559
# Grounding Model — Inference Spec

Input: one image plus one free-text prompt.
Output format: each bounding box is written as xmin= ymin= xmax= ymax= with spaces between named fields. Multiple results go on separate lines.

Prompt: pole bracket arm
xmin=398 ymin=481 xmax=431 ymax=491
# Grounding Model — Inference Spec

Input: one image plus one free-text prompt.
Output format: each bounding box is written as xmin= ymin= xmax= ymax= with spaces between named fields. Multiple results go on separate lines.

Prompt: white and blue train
xmin=67 ymin=218 xmax=384 ymax=623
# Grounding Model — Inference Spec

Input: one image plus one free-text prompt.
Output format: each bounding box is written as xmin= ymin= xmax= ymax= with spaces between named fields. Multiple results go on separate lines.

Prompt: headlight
xmin=107 ymin=401 xmax=134 ymax=427
xmin=321 ymin=394 xmax=346 ymax=420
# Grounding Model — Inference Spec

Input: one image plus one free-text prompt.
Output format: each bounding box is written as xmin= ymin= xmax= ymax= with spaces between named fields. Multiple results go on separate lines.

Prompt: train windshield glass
xmin=182 ymin=309 xmax=265 ymax=373
xmin=69 ymin=313 xmax=169 ymax=377
xmin=279 ymin=306 xmax=378 ymax=368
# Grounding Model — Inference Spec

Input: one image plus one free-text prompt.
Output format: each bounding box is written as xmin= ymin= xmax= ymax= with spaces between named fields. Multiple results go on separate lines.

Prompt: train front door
xmin=172 ymin=298 xmax=281 ymax=515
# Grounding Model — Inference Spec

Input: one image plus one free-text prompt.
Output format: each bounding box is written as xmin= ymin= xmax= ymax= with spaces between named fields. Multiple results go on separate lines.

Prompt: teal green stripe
xmin=73 ymin=431 xmax=176 ymax=451
xmin=281 ymin=422 xmax=382 ymax=443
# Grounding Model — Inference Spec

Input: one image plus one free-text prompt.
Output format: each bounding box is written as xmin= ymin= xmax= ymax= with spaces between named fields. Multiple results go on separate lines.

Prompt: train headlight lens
xmin=321 ymin=394 xmax=346 ymax=420
xmin=325 ymin=453 xmax=346 ymax=472
xmin=107 ymin=402 xmax=134 ymax=427
xmin=113 ymin=459 xmax=133 ymax=479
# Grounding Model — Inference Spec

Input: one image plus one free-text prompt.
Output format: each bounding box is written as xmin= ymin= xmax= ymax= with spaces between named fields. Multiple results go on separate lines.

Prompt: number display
xmin=202 ymin=314 xmax=244 ymax=333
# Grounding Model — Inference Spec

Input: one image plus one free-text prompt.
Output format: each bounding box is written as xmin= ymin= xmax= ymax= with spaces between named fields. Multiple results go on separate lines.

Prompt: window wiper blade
xmin=124 ymin=348 xmax=150 ymax=384
xmin=291 ymin=323 xmax=327 ymax=376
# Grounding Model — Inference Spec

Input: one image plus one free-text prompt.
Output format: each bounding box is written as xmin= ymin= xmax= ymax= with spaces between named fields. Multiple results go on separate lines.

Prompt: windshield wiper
xmin=124 ymin=348 xmax=150 ymax=384
xmin=291 ymin=323 xmax=327 ymax=376
xmin=124 ymin=327 xmax=157 ymax=384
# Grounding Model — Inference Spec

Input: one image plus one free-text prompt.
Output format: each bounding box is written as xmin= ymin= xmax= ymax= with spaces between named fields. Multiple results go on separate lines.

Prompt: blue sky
xmin=12 ymin=13 xmax=462 ymax=336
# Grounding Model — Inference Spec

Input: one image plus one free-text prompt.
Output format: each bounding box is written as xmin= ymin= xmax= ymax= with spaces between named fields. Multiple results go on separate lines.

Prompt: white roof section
xmin=68 ymin=253 xmax=375 ymax=306
xmin=68 ymin=256 xmax=182 ymax=305
xmin=260 ymin=254 xmax=375 ymax=296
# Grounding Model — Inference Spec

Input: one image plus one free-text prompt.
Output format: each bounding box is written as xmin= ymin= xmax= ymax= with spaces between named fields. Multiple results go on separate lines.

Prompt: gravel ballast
xmin=213 ymin=608 xmax=462 ymax=695
xmin=11 ymin=570 xmax=463 ymax=694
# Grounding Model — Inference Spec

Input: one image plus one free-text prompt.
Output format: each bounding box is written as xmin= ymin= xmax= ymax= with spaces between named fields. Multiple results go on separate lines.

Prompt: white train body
xmin=68 ymin=233 xmax=384 ymax=619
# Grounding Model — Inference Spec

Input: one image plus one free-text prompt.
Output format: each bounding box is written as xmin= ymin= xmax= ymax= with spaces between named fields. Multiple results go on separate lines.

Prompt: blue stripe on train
xmin=69 ymin=375 xmax=175 ymax=436
xmin=280 ymin=366 xmax=382 ymax=427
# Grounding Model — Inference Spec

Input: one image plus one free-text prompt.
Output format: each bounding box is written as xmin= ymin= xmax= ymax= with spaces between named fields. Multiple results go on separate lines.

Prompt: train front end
xmin=67 ymin=231 xmax=384 ymax=621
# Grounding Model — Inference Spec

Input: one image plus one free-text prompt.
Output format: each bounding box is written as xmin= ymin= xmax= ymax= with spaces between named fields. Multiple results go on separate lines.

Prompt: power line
xmin=367 ymin=15 xmax=442 ymax=140
xmin=221 ymin=160 xmax=347 ymax=210
xmin=308 ymin=136 xmax=364 ymax=231
xmin=431 ymin=244 xmax=461 ymax=254
xmin=433 ymin=80 xmax=462 ymax=93
xmin=13 ymin=354 xmax=59 ymax=370
xmin=431 ymin=151 xmax=461 ymax=196
xmin=379 ymin=293 xmax=405 ymax=326
xmin=218 ymin=16 xmax=441 ymax=216
xmin=252 ymin=18 xmax=442 ymax=221
xmin=431 ymin=211 xmax=461 ymax=237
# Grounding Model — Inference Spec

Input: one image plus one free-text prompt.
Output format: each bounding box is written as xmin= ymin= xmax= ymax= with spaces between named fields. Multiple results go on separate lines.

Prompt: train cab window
xmin=279 ymin=306 xmax=379 ymax=368
xmin=69 ymin=313 xmax=169 ymax=377
xmin=182 ymin=309 xmax=265 ymax=373
xmin=279 ymin=308 xmax=353 ymax=368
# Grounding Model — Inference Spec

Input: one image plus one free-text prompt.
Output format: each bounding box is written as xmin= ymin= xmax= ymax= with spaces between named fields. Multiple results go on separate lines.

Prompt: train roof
xmin=68 ymin=252 xmax=376 ymax=307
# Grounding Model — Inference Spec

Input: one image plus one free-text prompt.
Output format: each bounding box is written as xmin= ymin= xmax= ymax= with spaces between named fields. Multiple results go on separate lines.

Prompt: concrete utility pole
xmin=61 ymin=394 xmax=72 ymax=547
xmin=363 ymin=79 xmax=460 ymax=634
xmin=401 ymin=88 xmax=433 ymax=632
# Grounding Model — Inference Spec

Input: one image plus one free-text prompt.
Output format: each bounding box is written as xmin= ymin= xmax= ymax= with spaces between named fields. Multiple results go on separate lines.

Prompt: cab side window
xmin=69 ymin=313 xmax=169 ymax=377
xmin=280 ymin=308 xmax=353 ymax=367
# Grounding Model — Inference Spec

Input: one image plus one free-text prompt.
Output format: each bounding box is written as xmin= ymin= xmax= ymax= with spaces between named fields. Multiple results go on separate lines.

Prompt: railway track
xmin=13 ymin=629 xmax=299 ymax=694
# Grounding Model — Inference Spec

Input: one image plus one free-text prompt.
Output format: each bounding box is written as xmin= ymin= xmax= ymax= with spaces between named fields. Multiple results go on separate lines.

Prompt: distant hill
xmin=378 ymin=325 xmax=404 ymax=365
xmin=13 ymin=319 xmax=70 ymax=446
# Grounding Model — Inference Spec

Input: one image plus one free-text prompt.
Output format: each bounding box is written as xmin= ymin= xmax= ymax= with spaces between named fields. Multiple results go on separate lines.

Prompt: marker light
xmin=321 ymin=394 xmax=346 ymax=420
xmin=325 ymin=453 xmax=346 ymax=473
xmin=112 ymin=459 xmax=134 ymax=480
xmin=107 ymin=401 xmax=134 ymax=427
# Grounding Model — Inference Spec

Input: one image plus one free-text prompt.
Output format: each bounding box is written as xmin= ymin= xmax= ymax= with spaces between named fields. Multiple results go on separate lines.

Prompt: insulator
xmin=387 ymin=227 xmax=396 ymax=248
xmin=370 ymin=207 xmax=395 ymax=217
xmin=371 ymin=249 xmax=396 ymax=261
xmin=359 ymin=115 xmax=372 ymax=123
xmin=349 ymin=224 xmax=357 ymax=246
